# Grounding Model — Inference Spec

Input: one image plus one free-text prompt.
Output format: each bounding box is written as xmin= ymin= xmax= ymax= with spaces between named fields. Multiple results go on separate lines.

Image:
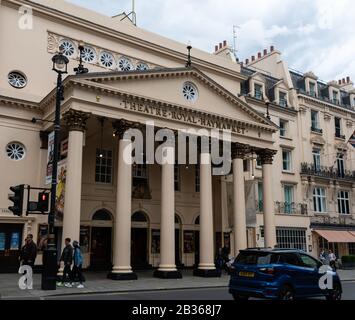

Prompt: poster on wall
xmin=80 ymin=227 xmax=90 ymax=254
xmin=151 ymin=229 xmax=160 ymax=254
xmin=10 ymin=232 xmax=20 ymax=250
xmin=37 ymin=224 xmax=49 ymax=251
xmin=0 ymin=233 xmax=5 ymax=251
xmin=45 ymin=131 xmax=55 ymax=185
xmin=55 ymin=159 xmax=67 ymax=221
xmin=183 ymin=231 xmax=194 ymax=253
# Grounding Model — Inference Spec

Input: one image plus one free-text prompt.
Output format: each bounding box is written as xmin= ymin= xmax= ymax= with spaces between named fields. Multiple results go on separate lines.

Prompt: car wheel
xmin=279 ymin=285 xmax=294 ymax=301
xmin=232 ymin=293 xmax=249 ymax=301
xmin=326 ymin=283 xmax=342 ymax=301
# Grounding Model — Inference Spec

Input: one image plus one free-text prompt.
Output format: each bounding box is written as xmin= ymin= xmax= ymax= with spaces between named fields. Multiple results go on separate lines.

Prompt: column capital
xmin=63 ymin=109 xmax=90 ymax=132
xmin=232 ymin=143 xmax=251 ymax=159
xmin=258 ymin=149 xmax=277 ymax=165
xmin=113 ymin=119 xmax=141 ymax=139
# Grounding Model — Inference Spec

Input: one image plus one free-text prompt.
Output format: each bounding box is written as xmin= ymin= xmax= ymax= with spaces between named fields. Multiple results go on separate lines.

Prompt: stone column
xmin=259 ymin=149 xmax=277 ymax=248
xmin=108 ymin=120 xmax=137 ymax=280
xmin=194 ymin=149 xmax=220 ymax=277
xmin=154 ymin=143 xmax=182 ymax=279
xmin=232 ymin=144 xmax=250 ymax=256
xmin=62 ymin=110 xmax=90 ymax=250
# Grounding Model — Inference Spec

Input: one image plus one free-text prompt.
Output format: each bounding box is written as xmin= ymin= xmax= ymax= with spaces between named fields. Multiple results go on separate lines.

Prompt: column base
xmin=153 ymin=270 xmax=182 ymax=279
xmin=107 ymin=272 xmax=138 ymax=281
xmin=193 ymin=268 xmax=221 ymax=278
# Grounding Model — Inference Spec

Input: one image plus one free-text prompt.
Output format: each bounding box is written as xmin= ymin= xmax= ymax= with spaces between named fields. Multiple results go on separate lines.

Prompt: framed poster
xmin=0 ymin=233 xmax=5 ymax=251
xmin=151 ymin=229 xmax=160 ymax=254
xmin=37 ymin=224 xmax=49 ymax=251
xmin=80 ymin=226 xmax=90 ymax=254
xmin=183 ymin=230 xmax=194 ymax=253
xmin=10 ymin=232 xmax=20 ymax=250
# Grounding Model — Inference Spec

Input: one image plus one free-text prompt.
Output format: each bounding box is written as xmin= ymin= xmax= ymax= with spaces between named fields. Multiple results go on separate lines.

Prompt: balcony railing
xmin=301 ymin=163 xmax=355 ymax=182
xmin=275 ymin=202 xmax=308 ymax=215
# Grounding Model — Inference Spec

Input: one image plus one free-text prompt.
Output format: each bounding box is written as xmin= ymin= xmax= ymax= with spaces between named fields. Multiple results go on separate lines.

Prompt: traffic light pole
xmin=41 ymin=72 xmax=63 ymax=290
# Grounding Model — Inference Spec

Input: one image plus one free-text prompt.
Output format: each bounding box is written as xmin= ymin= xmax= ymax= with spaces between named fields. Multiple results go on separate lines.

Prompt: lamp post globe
xmin=52 ymin=51 xmax=69 ymax=74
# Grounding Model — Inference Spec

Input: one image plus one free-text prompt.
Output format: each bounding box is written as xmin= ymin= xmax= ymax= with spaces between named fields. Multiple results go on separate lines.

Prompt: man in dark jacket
xmin=58 ymin=238 xmax=73 ymax=287
xmin=19 ymin=234 xmax=37 ymax=268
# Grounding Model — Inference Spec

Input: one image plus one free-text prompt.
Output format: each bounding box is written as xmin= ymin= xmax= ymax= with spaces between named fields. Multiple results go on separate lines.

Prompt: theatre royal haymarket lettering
xmin=122 ymin=100 xmax=247 ymax=134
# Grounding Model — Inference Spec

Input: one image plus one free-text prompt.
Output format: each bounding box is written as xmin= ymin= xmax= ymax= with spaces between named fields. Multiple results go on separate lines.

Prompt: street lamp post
xmin=41 ymin=51 xmax=69 ymax=290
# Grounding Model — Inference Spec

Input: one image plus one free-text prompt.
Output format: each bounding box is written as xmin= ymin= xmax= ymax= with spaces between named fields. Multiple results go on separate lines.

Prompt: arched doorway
xmin=90 ymin=209 xmax=113 ymax=270
xmin=175 ymin=214 xmax=183 ymax=267
xmin=131 ymin=211 xmax=150 ymax=269
xmin=194 ymin=215 xmax=200 ymax=267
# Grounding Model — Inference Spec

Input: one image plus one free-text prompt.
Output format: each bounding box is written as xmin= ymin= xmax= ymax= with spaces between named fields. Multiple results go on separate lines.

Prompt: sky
xmin=66 ymin=0 xmax=355 ymax=82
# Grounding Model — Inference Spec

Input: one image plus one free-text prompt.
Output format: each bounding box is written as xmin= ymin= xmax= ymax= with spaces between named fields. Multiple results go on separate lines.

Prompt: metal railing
xmin=301 ymin=163 xmax=355 ymax=182
xmin=275 ymin=202 xmax=308 ymax=215
xmin=311 ymin=126 xmax=323 ymax=134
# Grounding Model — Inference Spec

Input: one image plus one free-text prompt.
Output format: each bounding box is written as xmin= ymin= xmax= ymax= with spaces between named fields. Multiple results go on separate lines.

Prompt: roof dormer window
xmin=332 ymin=90 xmax=339 ymax=105
xmin=309 ymin=82 xmax=317 ymax=97
xmin=279 ymin=91 xmax=288 ymax=107
xmin=254 ymin=83 xmax=263 ymax=100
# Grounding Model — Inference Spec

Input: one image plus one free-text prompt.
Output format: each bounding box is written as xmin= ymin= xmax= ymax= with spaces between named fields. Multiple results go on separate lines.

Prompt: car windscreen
xmin=235 ymin=252 xmax=279 ymax=265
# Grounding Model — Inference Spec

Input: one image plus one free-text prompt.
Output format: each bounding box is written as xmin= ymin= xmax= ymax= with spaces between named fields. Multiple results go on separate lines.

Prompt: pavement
xmin=0 ymin=270 xmax=229 ymax=300
xmin=1 ymin=269 xmax=354 ymax=300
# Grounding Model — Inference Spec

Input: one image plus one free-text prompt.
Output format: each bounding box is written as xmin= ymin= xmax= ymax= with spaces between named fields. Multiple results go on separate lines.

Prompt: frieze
xmin=121 ymin=99 xmax=247 ymax=134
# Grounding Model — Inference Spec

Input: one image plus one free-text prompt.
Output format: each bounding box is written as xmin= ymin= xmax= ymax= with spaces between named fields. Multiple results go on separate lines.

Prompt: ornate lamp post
xmin=41 ymin=50 xmax=69 ymax=290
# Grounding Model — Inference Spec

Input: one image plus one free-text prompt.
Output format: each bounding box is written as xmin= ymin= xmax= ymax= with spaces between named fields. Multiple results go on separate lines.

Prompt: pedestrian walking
xmin=19 ymin=234 xmax=37 ymax=268
xmin=319 ymin=248 xmax=326 ymax=264
xmin=72 ymin=240 xmax=85 ymax=288
xmin=328 ymin=250 xmax=337 ymax=271
xmin=58 ymin=238 xmax=73 ymax=287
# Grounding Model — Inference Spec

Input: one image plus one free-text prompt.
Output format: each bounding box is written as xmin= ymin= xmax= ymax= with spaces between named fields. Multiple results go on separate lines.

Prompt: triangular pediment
xmin=66 ymin=67 xmax=276 ymax=130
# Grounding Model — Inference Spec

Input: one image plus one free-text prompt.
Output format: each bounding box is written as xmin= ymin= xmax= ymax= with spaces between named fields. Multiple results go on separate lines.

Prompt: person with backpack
xmin=72 ymin=240 xmax=85 ymax=288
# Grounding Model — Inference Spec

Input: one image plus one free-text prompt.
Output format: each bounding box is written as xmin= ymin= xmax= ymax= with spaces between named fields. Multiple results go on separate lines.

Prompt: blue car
xmin=229 ymin=248 xmax=342 ymax=300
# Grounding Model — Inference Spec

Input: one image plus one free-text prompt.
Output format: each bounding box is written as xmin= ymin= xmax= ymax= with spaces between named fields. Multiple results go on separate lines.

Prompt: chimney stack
xmin=270 ymin=45 xmax=275 ymax=52
xmin=223 ymin=40 xmax=227 ymax=47
xmin=263 ymin=49 xmax=268 ymax=56
xmin=338 ymin=79 xmax=342 ymax=85
xmin=219 ymin=42 xmax=222 ymax=49
xmin=342 ymin=78 xmax=346 ymax=84
xmin=258 ymin=52 xmax=262 ymax=59
xmin=215 ymin=45 xmax=218 ymax=52
xmin=245 ymin=58 xmax=249 ymax=64
xmin=346 ymin=76 xmax=350 ymax=83
xmin=251 ymin=55 xmax=255 ymax=62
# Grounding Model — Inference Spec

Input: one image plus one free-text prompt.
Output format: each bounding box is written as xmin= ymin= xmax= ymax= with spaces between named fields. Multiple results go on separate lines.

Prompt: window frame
xmin=279 ymin=119 xmax=288 ymax=137
xmin=282 ymin=149 xmax=292 ymax=172
xmin=95 ymin=149 xmax=113 ymax=184
xmin=313 ymin=187 xmax=327 ymax=213
xmin=311 ymin=110 xmax=320 ymax=130
xmin=337 ymin=190 xmax=350 ymax=215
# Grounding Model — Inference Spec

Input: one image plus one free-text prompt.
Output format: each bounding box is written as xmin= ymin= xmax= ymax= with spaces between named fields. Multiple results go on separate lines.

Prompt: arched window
xmin=132 ymin=211 xmax=148 ymax=222
xmin=175 ymin=214 xmax=182 ymax=224
xmin=92 ymin=210 xmax=112 ymax=221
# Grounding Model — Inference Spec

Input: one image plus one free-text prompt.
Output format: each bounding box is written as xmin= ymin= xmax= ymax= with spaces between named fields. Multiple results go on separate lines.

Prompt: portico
xmin=40 ymin=66 xmax=278 ymax=280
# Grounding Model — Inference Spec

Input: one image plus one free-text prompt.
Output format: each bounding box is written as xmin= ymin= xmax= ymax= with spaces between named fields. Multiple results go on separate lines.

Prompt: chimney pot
xmin=215 ymin=45 xmax=218 ymax=52
xmin=245 ymin=58 xmax=249 ymax=64
xmin=219 ymin=43 xmax=222 ymax=49
xmin=263 ymin=49 xmax=268 ymax=56
xmin=346 ymin=76 xmax=350 ymax=83
xmin=251 ymin=55 xmax=255 ymax=61
xmin=338 ymin=80 xmax=342 ymax=85
xmin=223 ymin=40 xmax=227 ymax=47
xmin=342 ymin=78 xmax=346 ymax=84
xmin=270 ymin=46 xmax=275 ymax=52
xmin=258 ymin=52 xmax=262 ymax=59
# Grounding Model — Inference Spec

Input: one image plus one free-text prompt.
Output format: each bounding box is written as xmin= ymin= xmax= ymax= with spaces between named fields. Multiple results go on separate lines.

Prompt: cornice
xmin=5 ymin=0 xmax=247 ymax=82
xmin=0 ymin=95 xmax=41 ymax=111
xmin=298 ymin=93 xmax=355 ymax=115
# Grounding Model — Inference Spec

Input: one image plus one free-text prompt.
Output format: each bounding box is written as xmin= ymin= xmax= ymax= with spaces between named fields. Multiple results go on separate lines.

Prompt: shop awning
xmin=314 ymin=229 xmax=355 ymax=243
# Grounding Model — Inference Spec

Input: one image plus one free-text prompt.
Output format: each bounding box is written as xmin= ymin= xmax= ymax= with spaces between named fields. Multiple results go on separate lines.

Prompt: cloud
xmin=66 ymin=0 xmax=355 ymax=81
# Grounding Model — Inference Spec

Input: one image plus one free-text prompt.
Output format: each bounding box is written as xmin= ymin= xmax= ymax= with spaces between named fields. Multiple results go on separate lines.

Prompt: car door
xmin=280 ymin=253 xmax=305 ymax=294
xmin=298 ymin=253 xmax=322 ymax=295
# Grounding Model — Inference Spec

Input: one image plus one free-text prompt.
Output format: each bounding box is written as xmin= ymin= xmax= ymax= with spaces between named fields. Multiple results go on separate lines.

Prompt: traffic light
xmin=8 ymin=185 xmax=25 ymax=216
xmin=38 ymin=191 xmax=50 ymax=213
